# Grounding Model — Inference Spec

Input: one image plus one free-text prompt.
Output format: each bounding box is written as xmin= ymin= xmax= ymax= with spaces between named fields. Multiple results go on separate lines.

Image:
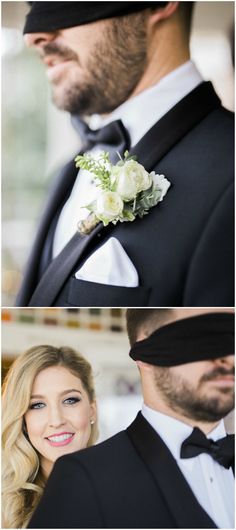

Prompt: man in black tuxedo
xmin=28 ymin=308 xmax=234 ymax=528
xmin=17 ymin=2 xmax=234 ymax=307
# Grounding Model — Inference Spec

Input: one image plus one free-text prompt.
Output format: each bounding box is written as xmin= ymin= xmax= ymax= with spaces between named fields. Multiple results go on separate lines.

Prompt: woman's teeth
xmin=47 ymin=433 xmax=73 ymax=442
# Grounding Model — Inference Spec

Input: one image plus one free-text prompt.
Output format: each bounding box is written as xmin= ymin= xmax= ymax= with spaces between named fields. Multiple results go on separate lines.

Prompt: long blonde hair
xmin=2 ymin=345 xmax=98 ymax=528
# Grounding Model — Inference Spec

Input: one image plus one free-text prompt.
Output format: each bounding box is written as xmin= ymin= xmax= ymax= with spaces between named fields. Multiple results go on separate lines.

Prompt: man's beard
xmin=43 ymin=13 xmax=148 ymax=116
xmin=154 ymin=365 xmax=235 ymax=422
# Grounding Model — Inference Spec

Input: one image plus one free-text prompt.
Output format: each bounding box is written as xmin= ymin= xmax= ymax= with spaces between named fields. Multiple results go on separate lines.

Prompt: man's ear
xmin=148 ymin=1 xmax=179 ymax=26
xmin=136 ymin=330 xmax=148 ymax=342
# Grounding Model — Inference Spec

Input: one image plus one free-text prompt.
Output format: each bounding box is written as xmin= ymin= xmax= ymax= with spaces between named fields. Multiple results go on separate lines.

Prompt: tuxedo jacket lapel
xmin=127 ymin=413 xmax=217 ymax=529
xmin=129 ymin=82 xmax=220 ymax=170
xmin=31 ymin=158 xmax=79 ymax=260
xmin=22 ymin=82 xmax=221 ymax=306
xmin=28 ymin=222 xmax=104 ymax=306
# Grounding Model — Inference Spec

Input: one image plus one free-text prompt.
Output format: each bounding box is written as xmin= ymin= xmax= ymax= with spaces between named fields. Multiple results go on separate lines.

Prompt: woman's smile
xmin=46 ymin=432 xmax=75 ymax=447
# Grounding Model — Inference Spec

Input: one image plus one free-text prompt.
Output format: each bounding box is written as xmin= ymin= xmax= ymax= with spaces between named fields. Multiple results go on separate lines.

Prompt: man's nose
xmin=214 ymin=355 xmax=234 ymax=368
xmin=24 ymin=31 xmax=57 ymax=49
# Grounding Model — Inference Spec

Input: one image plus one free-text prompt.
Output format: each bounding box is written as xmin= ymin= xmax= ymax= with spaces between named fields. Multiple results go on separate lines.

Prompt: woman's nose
xmin=24 ymin=31 xmax=57 ymax=49
xmin=48 ymin=407 xmax=66 ymax=428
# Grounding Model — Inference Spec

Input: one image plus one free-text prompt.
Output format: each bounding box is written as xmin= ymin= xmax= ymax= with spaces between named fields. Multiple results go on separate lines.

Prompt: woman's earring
xmin=90 ymin=419 xmax=95 ymax=425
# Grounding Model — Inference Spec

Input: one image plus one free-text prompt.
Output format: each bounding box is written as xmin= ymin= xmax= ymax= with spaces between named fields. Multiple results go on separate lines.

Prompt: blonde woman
xmin=2 ymin=345 xmax=98 ymax=528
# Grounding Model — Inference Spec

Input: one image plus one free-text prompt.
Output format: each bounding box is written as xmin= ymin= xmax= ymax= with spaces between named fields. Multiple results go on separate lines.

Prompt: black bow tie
xmin=72 ymin=116 xmax=131 ymax=163
xmin=180 ymin=427 xmax=234 ymax=469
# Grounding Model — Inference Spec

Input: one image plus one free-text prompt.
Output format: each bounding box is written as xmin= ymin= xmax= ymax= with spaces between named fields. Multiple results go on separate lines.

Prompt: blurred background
xmin=2 ymin=1 xmax=235 ymax=305
xmin=2 ymin=307 xmax=234 ymax=439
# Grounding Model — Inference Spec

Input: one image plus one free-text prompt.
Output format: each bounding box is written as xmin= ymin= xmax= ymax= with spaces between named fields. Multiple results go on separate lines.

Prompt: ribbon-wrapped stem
xmin=77 ymin=212 xmax=100 ymax=236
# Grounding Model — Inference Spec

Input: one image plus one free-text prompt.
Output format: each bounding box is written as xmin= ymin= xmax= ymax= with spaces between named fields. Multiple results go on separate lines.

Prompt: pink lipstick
xmin=46 ymin=432 xmax=75 ymax=447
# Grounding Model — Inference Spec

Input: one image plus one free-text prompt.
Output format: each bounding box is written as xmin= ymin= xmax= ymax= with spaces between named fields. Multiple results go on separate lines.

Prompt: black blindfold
xmin=23 ymin=2 xmax=167 ymax=34
xmin=129 ymin=313 xmax=234 ymax=366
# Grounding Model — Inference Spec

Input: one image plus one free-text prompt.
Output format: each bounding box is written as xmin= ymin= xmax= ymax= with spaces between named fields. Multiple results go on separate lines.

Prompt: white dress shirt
xmin=53 ymin=60 xmax=203 ymax=258
xmin=142 ymin=403 xmax=235 ymax=529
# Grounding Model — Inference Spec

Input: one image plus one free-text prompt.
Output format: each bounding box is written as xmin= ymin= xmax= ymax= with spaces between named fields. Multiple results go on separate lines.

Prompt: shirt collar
xmin=89 ymin=60 xmax=203 ymax=147
xmin=142 ymin=403 xmax=227 ymax=462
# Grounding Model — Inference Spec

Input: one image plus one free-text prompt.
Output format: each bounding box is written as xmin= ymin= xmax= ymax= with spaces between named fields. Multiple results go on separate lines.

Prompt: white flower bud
xmin=96 ymin=191 xmax=124 ymax=220
xmin=151 ymin=173 xmax=171 ymax=201
xmin=112 ymin=160 xmax=152 ymax=202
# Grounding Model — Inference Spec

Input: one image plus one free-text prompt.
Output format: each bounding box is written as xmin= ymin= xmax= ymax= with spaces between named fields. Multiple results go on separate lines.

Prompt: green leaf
xmin=123 ymin=150 xmax=137 ymax=162
xmin=74 ymin=151 xmax=113 ymax=191
xmin=122 ymin=208 xmax=135 ymax=221
xmin=83 ymin=200 xmax=96 ymax=213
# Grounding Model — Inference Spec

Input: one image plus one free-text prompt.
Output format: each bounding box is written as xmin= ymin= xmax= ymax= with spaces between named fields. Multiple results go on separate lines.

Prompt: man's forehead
xmin=172 ymin=308 xmax=234 ymax=324
xmin=23 ymin=2 xmax=166 ymax=34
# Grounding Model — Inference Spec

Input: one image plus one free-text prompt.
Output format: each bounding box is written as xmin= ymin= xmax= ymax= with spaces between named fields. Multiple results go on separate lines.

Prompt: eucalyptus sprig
xmin=75 ymin=151 xmax=111 ymax=191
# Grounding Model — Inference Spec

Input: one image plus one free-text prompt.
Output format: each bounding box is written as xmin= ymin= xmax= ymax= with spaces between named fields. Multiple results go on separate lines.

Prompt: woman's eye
xmin=63 ymin=397 xmax=80 ymax=405
xmin=29 ymin=402 xmax=45 ymax=409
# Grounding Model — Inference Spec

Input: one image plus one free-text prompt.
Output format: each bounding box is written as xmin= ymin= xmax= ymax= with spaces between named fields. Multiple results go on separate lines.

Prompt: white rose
xmin=151 ymin=172 xmax=171 ymax=201
xmin=112 ymin=160 xmax=152 ymax=202
xmin=96 ymin=191 xmax=124 ymax=220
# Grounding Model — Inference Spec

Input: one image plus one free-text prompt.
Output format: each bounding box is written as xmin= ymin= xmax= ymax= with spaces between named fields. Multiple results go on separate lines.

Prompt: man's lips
xmin=41 ymin=55 xmax=74 ymax=81
xmin=42 ymin=55 xmax=71 ymax=67
xmin=207 ymin=375 xmax=234 ymax=387
xmin=46 ymin=432 xmax=75 ymax=447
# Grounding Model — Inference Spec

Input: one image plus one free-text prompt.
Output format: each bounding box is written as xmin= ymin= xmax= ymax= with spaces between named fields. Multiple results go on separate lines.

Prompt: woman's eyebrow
xmin=60 ymin=389 xmax=82 ymax=396
xmin=30 ymin=389 xmax=82 ymax=399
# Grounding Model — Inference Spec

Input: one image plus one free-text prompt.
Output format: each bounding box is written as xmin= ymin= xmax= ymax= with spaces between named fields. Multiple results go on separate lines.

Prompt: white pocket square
xmin=75 ymin=237 xmax=139 ymax=287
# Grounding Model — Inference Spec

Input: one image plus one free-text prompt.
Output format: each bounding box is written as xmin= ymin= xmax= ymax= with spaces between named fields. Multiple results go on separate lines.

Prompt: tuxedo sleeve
xmin=183 ymin=182 xmax=234 ymax=305
xmin=28 ymin=454 xmax=104 ymax=528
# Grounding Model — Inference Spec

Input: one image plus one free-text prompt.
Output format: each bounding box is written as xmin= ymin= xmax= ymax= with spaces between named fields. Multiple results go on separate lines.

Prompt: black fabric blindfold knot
xmin=180 ymin=427 xmax=234 ymax=469
xmin=23 ymin=2 xmax=167 ymax=34
xmin=129 ymin=313 xmax=234 ymax=366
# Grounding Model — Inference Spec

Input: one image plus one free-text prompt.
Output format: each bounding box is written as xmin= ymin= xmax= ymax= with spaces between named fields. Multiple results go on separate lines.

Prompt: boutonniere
xmin=75 ymin=150 xmax=171 ymax=235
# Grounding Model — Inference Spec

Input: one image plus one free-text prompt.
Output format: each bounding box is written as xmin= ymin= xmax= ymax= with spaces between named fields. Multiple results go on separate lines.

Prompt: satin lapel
xmin=127 ymin=413 xmax=217 ymax=529
xmin=33 ymin=158 xmax=79 ymax=247
xmin=28 ymin=223 xmax=103 ymax=306
xmin=129 ymin=82 xmax=220 ymax=170
xmin=28 ymin=82 xmax=220 ymax=306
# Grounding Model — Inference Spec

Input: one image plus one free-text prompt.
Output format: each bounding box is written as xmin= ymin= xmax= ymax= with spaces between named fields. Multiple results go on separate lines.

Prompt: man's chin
xmin=203 ymin=382 xmax=234 ymax=405
xmin=201 ymin=396 xmax=234 ymax=421
xmin=49 ymin=79 xmax=90 ymax=114
xmin=180 ymin=391 xmax=234 ymax=423
xmin=51 ymin=86 xmax=75 ymax=113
